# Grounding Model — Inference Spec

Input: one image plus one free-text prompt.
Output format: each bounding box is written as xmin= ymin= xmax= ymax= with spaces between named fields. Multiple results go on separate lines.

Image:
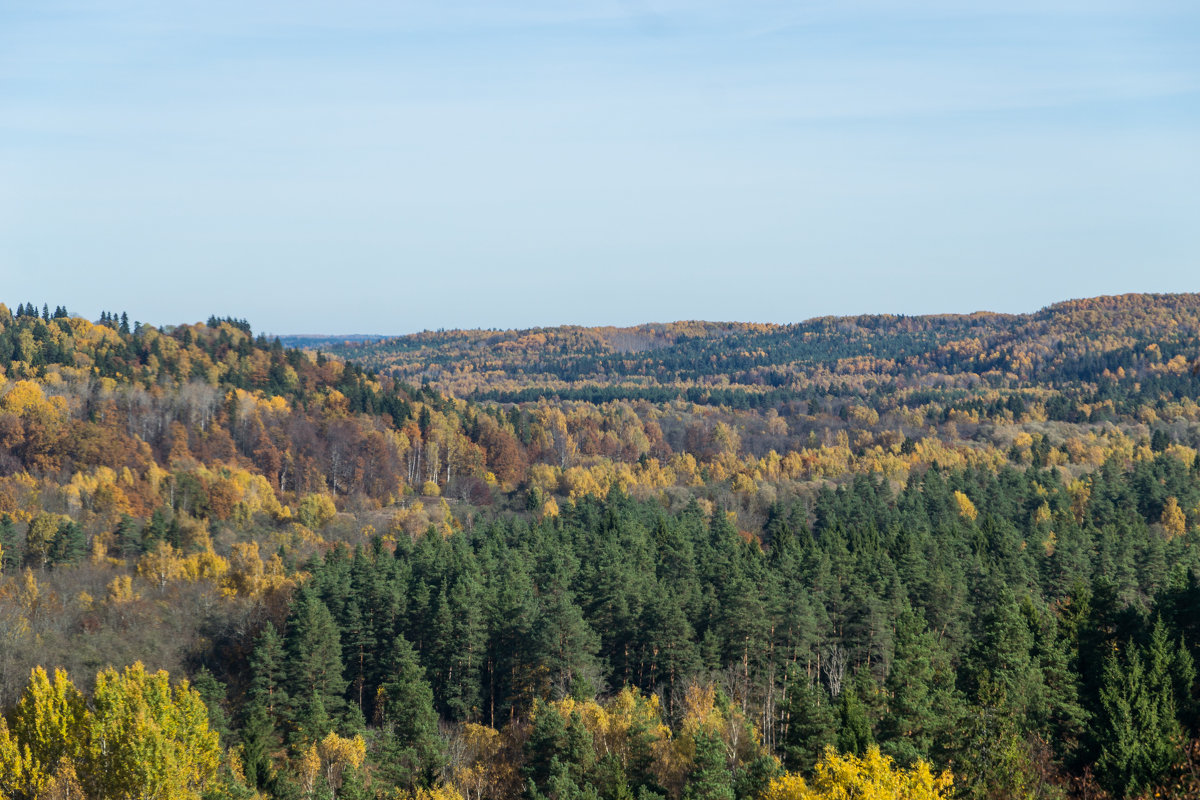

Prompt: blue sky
xmin=2 ymin=1 xmax=1198 ymax=334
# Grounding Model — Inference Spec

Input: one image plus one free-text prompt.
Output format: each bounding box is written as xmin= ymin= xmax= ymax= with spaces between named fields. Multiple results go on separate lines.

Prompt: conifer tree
xmin=284 ymin=590 xmax=347 ymax=736
xmin=684 ymin=731 xmax=735 ymax=800
xmin=250 ymin=622 xmax=289 ymax=720
xmin=48 ymin=519 xmax=86 ymax=568
xmin=0 ymin=514 xmax=18 ymax=573
xmin=781 ymin=674 xmax=837 ymax=773
xmin=192 ymin=666 xmax=232 ymax=743
xmin=1095 ymin=628 xmax=1186 ymax=798
xmin=377 ymin=635 xmax=444 ymax=790
xmin=879 ymin=605 xmax=958 ymax=765
xmin=835 ymin=683 xmax=873 ymax=757
xmin=240 ymin=700 xmax=275 ymax=791
xmin=525 ymin=700 xmax=571 ymax=794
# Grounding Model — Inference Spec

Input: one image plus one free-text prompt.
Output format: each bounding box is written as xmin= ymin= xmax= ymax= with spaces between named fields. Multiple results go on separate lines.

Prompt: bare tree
xmin=822 ymin=642 xmax=847 ymax=698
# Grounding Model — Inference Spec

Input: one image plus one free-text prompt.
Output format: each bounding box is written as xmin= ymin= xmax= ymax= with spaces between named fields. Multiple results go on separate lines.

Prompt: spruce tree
xmin=1095 ymin=635 xmax=1183 ymax=797
xmin=240 ymin=700 xmax=276 ymax=791
xmin=683 ymin=731 xmax=735 ymax=800
xmin=284 ymin=590 xmax=347 ymax=736
xmin=250 ymin=621 xmax=289 ymax=719
xmin=781 ymin=674 xmax=836 ymax=773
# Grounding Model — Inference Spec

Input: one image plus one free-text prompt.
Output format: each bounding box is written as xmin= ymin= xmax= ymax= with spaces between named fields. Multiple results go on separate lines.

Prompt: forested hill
xmin=2 ymin=295 xmax=1200 ymax=800
xmin=313 ymin=293 xmax=1200 ymax=402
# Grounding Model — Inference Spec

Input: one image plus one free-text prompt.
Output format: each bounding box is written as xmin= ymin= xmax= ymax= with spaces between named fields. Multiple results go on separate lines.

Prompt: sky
xmin=1 ymin=1 xmax=1198 ymax=335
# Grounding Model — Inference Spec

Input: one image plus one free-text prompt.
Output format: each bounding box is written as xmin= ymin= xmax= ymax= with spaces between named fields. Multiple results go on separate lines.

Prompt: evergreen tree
xmin=962 ymin=587 xmax=1042 ymax=727
xmin=1095 ymin=634 xmax=1183 ymax=798
xmin=445 ymin=567 xmax=488 ymax=720
xmin=0 ymin=514 xmax=18 ymax=573
xmin=486 ymin=558 xmax=538 ymax=722
xmin=683 ymin=731 xmax=735 ymax=800
xmin=192 ymin=666 xmax=232 ymax=743
xmin=641 ymin=590 xmax=700 ymax=702
xmin=240 ymin=700 xmax=276 ymax=791
xmin=879 ymin=604 xmax=959 ymax=764
xmin=781 ymin=674 xmax=836 ymax=773
xmin=835 ymin=682 xmax=873 ymax=756
xmin=284 ymin=590 xmax=347 ymax=737
xmin=293 ymin=689 xmax=332 ymax=747
xmin=525 ymin=700 xmax=571 ymax=794
xmin=340 ymin=598 xmax=374 ymax=717
xmin=533 ymin=567 xmax=603 ymax=700
xmin=377 ymin=635 xmax=444 ymax=790
xmin=113 ymin=514 xmax=142 ymax=560
xmin=48 ymin=519 xmax=86 ymax=567
xmin=250 ymin=621 xmax=289 ymax=719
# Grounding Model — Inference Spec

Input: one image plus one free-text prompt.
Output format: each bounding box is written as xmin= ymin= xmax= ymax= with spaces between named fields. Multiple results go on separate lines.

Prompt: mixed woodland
xmin=2 ymin=295 xmax=1200 ymax=799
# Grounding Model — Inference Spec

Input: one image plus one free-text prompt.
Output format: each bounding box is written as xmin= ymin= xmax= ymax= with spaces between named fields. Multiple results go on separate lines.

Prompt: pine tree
xmin=525 ymin=700 xmax=571 ymax=794
xmin=377 ymin=635 xmax=444 ymax=790
xmin=114 ymin=514 xmax=142 ymax=560
xmin=962 ymin=587 xmax=1041 ymax=726
xmin=192 ymin=666 xmax=232 ymax=743
xmin=340 ymin=599 xmax=374 ymax=717
xmin=444 ymin=567 xmax=488 ymax=720
xmin=641 ymin=589 xmax=700 ymax=704
xmin=879 ymin=605 xmax=958 ymax=765
xmin=835 ymin=683 xmax=873 ymax=757
xmin=293 ymin=689 xmax=332 ymax=748
xmin=48 ymin=519 xmax=86 ymax=567
xmin=533 ymin=570 xmax=603 ymax=699
xmin=486 ymin=558 xmax=538 ymax=722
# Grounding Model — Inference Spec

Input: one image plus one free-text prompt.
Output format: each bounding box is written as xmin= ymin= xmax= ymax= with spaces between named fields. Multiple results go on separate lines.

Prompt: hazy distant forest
xmin=4 ymin=294 xmax=1200 ymax=800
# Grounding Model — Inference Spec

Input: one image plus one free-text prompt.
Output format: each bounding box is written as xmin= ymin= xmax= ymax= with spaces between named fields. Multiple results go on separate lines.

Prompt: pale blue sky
xmin=2 ymin=1 xmax=1198 ymax=334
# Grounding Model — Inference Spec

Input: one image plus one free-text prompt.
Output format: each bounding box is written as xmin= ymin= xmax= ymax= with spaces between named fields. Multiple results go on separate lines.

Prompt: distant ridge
xmin=285 ymin=291 xmax=1200 ymax=401
xmin=279 ymin=293 xmax=1200 ymax=350
xmin=276 ymin=333 xmax=392 ymax=349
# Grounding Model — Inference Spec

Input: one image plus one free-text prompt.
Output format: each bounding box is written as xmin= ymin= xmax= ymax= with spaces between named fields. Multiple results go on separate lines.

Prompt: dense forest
xmin=2 ymin=295 xmax=1200 ymax=800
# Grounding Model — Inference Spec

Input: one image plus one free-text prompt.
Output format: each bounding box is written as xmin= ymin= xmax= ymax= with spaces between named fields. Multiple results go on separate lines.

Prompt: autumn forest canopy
xmin=3 ymin=294 xmax=1200 ymax=799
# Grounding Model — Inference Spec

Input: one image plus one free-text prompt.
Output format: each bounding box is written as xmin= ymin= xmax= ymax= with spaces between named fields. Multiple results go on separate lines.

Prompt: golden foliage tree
xmin=763 ymin=745 xmax=952 ymax=800
xmin=0 ymin=663 xmax=220 ymax=800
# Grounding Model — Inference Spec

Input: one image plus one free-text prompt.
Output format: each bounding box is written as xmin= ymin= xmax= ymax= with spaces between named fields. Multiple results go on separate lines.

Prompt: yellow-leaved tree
xmin=762 ymin=745 xmax=952 ymax=800
xmin=317 ymin=732 xmax=366 ymax=800
xmin=0 ymin=663 xmax=220 ymax=800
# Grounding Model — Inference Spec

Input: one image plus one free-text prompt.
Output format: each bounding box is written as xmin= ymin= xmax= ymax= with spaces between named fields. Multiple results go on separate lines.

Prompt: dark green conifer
xmin=240 ymin=700 xmax=276 ymax=790
xmin=683 ymin=731 xmax=734 ymax=800
xmin=879 ymin=604 xmax=959 ymax=764
xmin=780 ymin=674 xmax=836 ymax=773
xmin=377 ymin=635 xmax=444 ymax=790
xmin=284 ymin=590 xmax=347 ymax=732
xmin=835 ymin=683 xmax=873 ymax=756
